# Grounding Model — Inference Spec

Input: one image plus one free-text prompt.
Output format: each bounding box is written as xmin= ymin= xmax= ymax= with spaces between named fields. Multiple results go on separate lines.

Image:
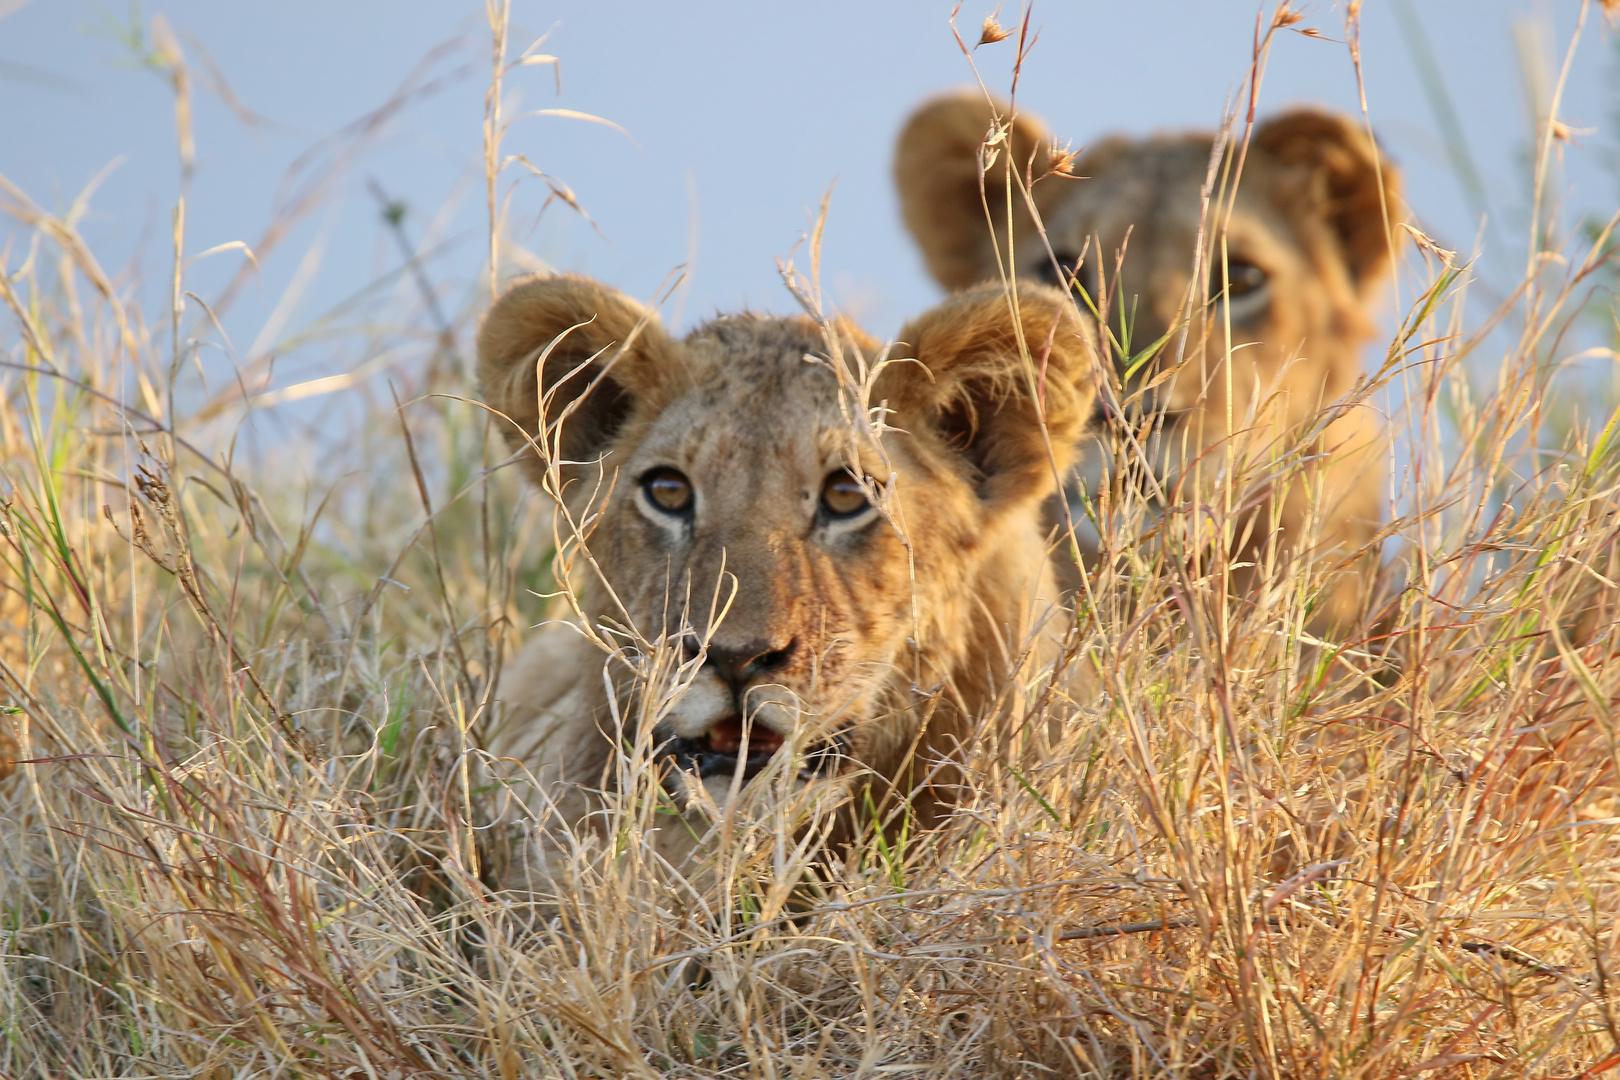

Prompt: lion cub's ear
xmin=477 ymin=273 xmax=679 ymax=492
xmin=1254 ymin=109 xmax=1404 ymax=294
xmin=894 ymin=91 xmax=1054 ymax=291
xmin=883 ymin=285 xmax=1098 ymax=510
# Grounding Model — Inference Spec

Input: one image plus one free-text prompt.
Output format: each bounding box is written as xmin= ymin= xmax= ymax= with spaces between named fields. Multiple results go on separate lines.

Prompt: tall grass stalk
xmin=2 ymin=3 xmax=1618 ymax=1077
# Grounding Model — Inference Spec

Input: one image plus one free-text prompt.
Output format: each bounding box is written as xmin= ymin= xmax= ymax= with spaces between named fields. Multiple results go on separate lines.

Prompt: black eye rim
xmin=819 ymin=469 xmax=873 ymax=520
xmin=1211 ymin=258 xmax=1269 ymax=302
xmin=640 ymin=466 xmax=694 ymax=516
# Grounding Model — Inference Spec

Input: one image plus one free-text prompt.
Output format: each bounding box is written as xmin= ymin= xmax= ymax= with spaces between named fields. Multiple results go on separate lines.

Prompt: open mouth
xmin=659 ymin=716 xmax=848 ymax=782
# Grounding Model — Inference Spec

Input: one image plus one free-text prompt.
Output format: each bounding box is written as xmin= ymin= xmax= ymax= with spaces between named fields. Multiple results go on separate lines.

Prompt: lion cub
xmin=478 ymin=274 xmax=1097 ymax=899
xmin=895 ymin=93 xmax=1403 ymax=627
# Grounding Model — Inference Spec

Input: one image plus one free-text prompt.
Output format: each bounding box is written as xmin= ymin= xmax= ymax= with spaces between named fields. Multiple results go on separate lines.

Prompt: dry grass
xmin=3 ymin=3 xmax=1619 ymax=1077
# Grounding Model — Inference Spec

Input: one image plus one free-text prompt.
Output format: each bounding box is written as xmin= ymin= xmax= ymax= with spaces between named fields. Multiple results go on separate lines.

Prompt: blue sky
xmin=0 ymin=1 xmax=1612 ymax=416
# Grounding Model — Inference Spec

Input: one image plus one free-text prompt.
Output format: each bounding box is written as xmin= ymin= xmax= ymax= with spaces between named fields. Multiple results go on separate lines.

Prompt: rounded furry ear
xmin=882 ymin=284 xmax=1099 ymax=509
xmin=1253 ymin=108 xmax=1403 ymax=293
xmin=476 ymin=273 xmax=677 ymax=492
xmin=894 ymin=91 xmax=1055 ymax=291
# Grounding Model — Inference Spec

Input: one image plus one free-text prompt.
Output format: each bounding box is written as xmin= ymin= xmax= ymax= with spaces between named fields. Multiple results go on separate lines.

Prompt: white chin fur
xmin=695 ymin=770 xmax=806 ymax=810
xmin=671 ymin=752 xmax=841 ymax=816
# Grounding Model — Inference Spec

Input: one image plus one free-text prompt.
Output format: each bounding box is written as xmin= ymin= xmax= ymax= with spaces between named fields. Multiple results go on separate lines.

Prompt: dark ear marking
xmin=882 ymin=284 xmax=1100 ymax=510
xmin=476 ymin=274 xmax=678 ymax=492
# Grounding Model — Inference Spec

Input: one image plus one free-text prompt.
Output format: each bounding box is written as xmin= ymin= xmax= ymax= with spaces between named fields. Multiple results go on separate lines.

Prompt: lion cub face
xmin=895 ymin=96 xmax=1402 ymax=624
xmin=587 ymin=318 xmax=924 ymax=797
xmin=895 ymin=95 xmax=1399 ymax=433
xmin=1015 ymin=122 xmax=1393 ymax=435
xmin=478 ymin=275 xmax=1096 ymax=809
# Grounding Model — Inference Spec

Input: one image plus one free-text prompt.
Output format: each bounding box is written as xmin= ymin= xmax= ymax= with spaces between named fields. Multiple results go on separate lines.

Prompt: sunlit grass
xmin=2 ymin=2 xmax=1618 ymax=1077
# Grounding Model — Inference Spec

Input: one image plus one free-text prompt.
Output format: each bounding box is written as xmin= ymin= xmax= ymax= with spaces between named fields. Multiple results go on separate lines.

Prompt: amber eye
xmin=642 ymin=468 xmax=693 ymax=515
xmin=1214 ymin=260 xmax=1269 ymax=301
xmin=820 ymin=472 xmax=871 ymax=518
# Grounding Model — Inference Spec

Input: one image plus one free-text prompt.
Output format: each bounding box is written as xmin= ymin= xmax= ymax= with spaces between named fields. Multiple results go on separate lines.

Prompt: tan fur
xmin=896 ymin=92 xmax=1403 ymax=626
xmin=477 ymin=273 xmax=1098 ymax=897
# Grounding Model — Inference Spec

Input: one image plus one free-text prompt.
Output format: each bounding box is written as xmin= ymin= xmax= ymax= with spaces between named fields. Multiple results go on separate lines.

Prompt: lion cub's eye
xmin=1210 ymin=259 xmax=1271 ymax=324
xmin=1213 ymin=260 xmax=1269 ymax=301
xmin=642 ymin=468 xmax=694 ymax=515
xmin=820 ymin=472 xmax=871 ymax=519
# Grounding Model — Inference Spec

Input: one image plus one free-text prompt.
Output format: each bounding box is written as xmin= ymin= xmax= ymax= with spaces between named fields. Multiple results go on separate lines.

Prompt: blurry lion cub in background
xmin=895 ymin=92 xmax=1403 ymax=629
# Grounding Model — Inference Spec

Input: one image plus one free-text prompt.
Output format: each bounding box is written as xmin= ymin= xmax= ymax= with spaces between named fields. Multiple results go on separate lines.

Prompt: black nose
xmin=686 ymin=637 xmax=796 ymax=690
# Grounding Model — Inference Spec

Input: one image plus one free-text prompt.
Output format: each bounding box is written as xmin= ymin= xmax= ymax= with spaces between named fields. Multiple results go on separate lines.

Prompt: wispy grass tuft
xmin=2 ymin=2 xmax=1619 ymax=1077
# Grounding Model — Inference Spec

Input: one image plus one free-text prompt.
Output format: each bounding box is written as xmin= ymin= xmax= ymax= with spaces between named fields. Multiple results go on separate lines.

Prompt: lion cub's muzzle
xmin=660 ymin=721 xmax=850 ymax=782
xmin=656 ymin=636 xmax=849 ymax=784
